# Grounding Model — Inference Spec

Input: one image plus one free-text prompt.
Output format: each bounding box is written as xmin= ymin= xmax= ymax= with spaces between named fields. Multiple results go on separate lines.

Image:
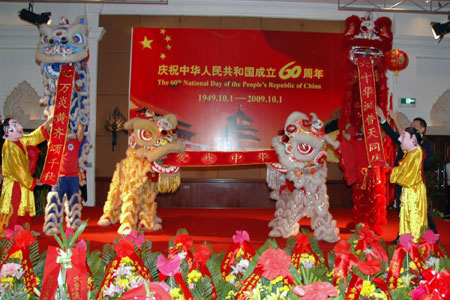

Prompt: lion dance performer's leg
xmin=98 ymin=161 xmax=124 ymax=226
xmin=118 ymin=185 xmax=142 ymax=235
xmin=307 ymin=173 xmax=340 ymax=243
xmin=138 ymin=181 xmax=162 ymax=231
xmin=63 ymin=177 xmax=82 ymax=229
xmin=43 ymin=191 xmax=64 ymax=236
xmin=269 ymin=189 xmax=300 ymax=238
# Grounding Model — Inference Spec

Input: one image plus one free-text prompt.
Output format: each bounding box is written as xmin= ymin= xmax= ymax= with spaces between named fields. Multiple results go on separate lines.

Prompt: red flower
xmin=295 ymin=234 xmax=310 ymax=249
xmin=114 ymin=238 xmax=135 ymax=258
xmin=293 ymin=282 xmax=338 ymax=300
xmin=193 ymin=244 xmax=211 ymax=264
xmin=334 ymin=240 xmax=352 ymax=255
xmin=174 ymin=233 xmax=193 ymax=249
xmin=358 ymin=254 xmax=381 ymax=276
xmin=258 ymin=249 xmax=291 ymax=280
xmin=13 ymin=230 xmax=34 ymax=249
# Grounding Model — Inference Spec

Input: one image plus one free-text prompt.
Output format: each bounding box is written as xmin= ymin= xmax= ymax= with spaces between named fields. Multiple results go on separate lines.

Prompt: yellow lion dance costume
xmin=98 ymin=110 xmax=185 ymax=235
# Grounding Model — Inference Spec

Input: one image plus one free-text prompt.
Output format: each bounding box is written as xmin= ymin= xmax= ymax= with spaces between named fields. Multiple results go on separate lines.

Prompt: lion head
xmin=125 ymin=110 xmax=185 ymax=163
xmin=36 ymin=16 xmax=89 ymax=65
xmin=272 ymin=112 xmax=327 ymax=171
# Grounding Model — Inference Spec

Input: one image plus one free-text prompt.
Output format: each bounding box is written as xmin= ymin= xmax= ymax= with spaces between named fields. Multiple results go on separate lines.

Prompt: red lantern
xmin=385 ymin=49 xmax=409 ymax=81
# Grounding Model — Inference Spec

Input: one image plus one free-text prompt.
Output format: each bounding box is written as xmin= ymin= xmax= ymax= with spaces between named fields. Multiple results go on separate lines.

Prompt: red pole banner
xmin=40 ymin=64 xmax=74 ymax=185
xmin=357 ymin=57 xmax=386 ymax=168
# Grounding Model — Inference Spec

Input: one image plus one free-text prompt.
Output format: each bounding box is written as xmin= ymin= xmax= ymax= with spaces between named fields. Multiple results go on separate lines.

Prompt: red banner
xmin=357 ymin=57 xmax=386 ymax=168
xmin=40 ymin=65 xmax=73 ymax=185
xmin=130 ymin=28 xmax=344 ymax=152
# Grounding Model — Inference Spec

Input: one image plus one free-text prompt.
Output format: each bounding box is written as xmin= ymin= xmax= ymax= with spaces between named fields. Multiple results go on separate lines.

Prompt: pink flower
xmin=232 ymin=230 xmax=250 ymax=243
xmin=157 ymin=254 xmax=180 ymax=277
xmin=258 ymin=249 xmax=291 ymax=280
xmin=399 ymin=233 xmax=415 ymax=251
xmin=126 ymin=230 xmax=145 ymax=247
xmin=74 ymin=239 xmax=87 ymax=250
xmin=65 ymin=227 xmax=75 ymax=239
xmin=422 ymin=230 xmax=440 ymax=244
xmin=293 ymin=282 xmax=338 ymax=300
xmin=5 ymin=225 xmax=24 ymax=240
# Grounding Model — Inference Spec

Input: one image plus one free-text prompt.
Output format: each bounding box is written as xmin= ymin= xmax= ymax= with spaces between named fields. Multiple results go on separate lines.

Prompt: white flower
xmin=364 ymin=248 xmax=375 ymax=256
xmin=113 ymin=265 xmax=132 ymax=277
xmin=0 ymin=263 xmax=23 ymax=279
xmin=102 ymin=284 xmax=124 ymax=297
xmin=178 ymin=251 xmax=188 ymax=260
xmin=426 ymin=256 xmax=439 ymax=267
xmin=231 ymin=259 xmax=250 ymax=275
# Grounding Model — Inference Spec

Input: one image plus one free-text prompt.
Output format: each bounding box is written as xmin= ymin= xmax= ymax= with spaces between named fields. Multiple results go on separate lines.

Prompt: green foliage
xmin=101 ymin=243 xmax=116 ymax=266
xmin=0 ymin=239 xmax=12 ymax=265
xmin=0 ymin=281 xmax=29 ymax=300
xmin=189 ymin=276 xmax=214 ymax=300
xmin=140 ymin=241 xmax=160 ymax=282
xmin=284 ymin=236 xmax=296 ymax=256
xmin=87 ymin=250 xmax=105 ymax=289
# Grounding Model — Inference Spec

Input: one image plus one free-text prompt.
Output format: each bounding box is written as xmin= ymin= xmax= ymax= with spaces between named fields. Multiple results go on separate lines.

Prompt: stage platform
xmin=30 ymin=207 xmax=450 ymax=255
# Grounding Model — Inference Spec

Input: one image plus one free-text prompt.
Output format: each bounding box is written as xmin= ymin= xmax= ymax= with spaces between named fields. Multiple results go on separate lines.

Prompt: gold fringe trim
xmin=158 ymin=172 xmax=181 ymax=193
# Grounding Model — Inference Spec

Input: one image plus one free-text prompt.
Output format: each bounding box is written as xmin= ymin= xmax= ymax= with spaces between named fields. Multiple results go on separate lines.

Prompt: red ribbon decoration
xmin=158 ymin=272 xmax=194 ymax=300
xmin=234 ymin=266 xmax=263 ymax=300
xmin=355 ymin=228 xmax=388 ymax=262
xmin=387 ymin=245 xmax=406 ymax=290
xmin=66 ymin=247 xmax=88 ymax=300
xmin=191 ymin=245 xmax=217 ymax=300
xmin=291 ymin=234 xmax=320 ymax=269
xmin=345 ymin=273 xmax=363 ymax=300
xmin=419 ymin=238 xmax=446 ymax=261
xmin=0 ymin=230 xmax=37 ymax=292
xmin=40 ymin=246 xmax=88 ymax=300
xmin=333 ymin=240 xmax=358 ymax=286
xmin=235 ymin=255 xmax=295 ymax=300
xmin=96 ymin=239 xmax=152 ymax=300
xmin=220 ymin=241 xmax=255 ymax=279
xmin=408 ymin=244 xmax=426 ymax=274
xmin=41 ymin=64 xmax=74 ymax=185
xmin=357 ymin=56 xmax=386 ymax=168
xmin=372 ymin=277 xmax=394 ymax=300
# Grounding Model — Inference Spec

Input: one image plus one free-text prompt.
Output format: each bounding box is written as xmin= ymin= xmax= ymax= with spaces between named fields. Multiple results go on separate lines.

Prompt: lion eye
xmin=137 ymin=129 xmax=153 ymax=142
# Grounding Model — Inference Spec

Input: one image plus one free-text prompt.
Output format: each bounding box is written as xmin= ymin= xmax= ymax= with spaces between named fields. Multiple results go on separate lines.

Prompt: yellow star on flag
xmin=167 ymin=44 xmax=172 ymax=50
xmin=160 ymin=53 xmax=166 ymax=60
xmin=141 ymin=36 xmax=153 ymax=49
xmin=165 ymin=36 xmax=171 ymax=42
xmin=160 ymin=29 xmax=166 ymax=35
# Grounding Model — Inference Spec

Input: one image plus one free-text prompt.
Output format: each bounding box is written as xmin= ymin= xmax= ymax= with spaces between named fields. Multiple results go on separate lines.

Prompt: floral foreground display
xmin=0 ymin=223 xmax=448 ymax=300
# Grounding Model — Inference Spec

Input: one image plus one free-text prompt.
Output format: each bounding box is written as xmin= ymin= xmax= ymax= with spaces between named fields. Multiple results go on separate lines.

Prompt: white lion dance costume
xmin=98 ymin=110 xmax=185 ymax=235
xmin=266 ymin=112 xmax=340 ymax=243
xmin=35 ymin=16 xmax=90 ymax=235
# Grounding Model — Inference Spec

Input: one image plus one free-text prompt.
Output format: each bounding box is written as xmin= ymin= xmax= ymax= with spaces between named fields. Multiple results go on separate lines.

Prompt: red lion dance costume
xmin=339 ymin=15 xmax=392 ymax=235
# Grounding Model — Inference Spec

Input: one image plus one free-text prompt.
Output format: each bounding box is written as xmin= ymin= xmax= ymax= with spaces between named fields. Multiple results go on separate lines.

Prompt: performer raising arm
xmin=390 ymin=127 xmax=428 ymax=242
xmin=0 ymin=118 xmax=52 ymax=235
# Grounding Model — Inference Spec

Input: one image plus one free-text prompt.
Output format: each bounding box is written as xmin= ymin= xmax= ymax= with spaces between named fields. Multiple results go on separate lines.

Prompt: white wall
xmin=0 ymin=0 xmax=449 ymax=205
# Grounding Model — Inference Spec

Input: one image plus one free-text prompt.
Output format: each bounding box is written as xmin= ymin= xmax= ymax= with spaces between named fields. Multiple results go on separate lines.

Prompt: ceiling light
xmin=431 ymin=20 xmax=450 ymax=42
xmin=18 ymin=1 xmax=51 ymax=26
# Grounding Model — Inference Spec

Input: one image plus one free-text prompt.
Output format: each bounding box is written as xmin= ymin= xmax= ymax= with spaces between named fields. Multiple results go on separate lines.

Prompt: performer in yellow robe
xmin=0 ymin=118 xmax=50 ymax=235
xmin=390 ymin=127 xmax=428 ymax=242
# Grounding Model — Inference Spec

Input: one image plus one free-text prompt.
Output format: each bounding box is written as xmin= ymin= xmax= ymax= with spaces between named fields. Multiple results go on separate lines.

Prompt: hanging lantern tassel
xmin=385 ymin=49 xmax=409 ymax=84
